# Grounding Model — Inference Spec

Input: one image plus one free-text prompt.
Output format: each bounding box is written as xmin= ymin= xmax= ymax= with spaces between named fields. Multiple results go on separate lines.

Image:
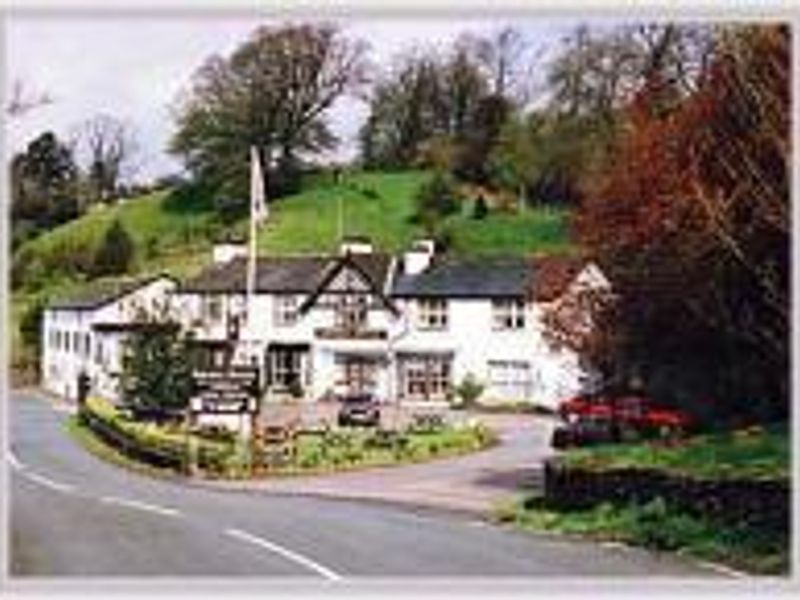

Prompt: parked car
xmin=337 ymin=393 xmax=381 ymax=428
xmin=551 ymin=413 xmax=619 ymax=449
xmin=554 ymin=391 xmax=694 ymax=448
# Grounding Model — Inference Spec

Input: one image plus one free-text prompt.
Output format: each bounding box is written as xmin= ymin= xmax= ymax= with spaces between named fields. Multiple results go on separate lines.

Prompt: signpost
xmin=188 ymin=366 xmax=261 ymax=476
xmin=190 ymin=367 xmax=261 ymax=415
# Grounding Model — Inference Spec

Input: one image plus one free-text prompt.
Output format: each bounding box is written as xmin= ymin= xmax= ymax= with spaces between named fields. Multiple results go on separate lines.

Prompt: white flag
xmin=250 ymin=146 xmax=268 ymax=226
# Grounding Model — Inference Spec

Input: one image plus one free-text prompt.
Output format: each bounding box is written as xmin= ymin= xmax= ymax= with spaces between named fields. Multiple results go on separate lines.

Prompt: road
xmin=8 ymin=391 xmax=724 ymax=579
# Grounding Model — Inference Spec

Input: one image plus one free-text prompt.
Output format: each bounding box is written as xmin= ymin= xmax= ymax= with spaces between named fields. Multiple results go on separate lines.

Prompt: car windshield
xmin=343 ymin=395 xmax=372 ymax=404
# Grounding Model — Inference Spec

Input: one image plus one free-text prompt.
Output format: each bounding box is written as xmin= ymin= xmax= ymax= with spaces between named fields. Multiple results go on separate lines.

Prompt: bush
xmin=92 ymin=218 xmax=135 ymax=277
xmin=454 ymin=373 xmax=485 ymax=408
xmin=414 ymin=171 xmax=460 ymax=233
xmin=120 ymin=319 xmax=194 ymax=421
xmin=472 ymin=195 xmax=489 ymax=220
xmin=81 ymin=396 xmax=234 ymax=474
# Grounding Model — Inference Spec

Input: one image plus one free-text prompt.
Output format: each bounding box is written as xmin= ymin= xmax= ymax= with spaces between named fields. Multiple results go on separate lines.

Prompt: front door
xmin=336 ymin=355 xmax=378 ymax=395
xmin=266 ymin=346 xmax=309 ymax=395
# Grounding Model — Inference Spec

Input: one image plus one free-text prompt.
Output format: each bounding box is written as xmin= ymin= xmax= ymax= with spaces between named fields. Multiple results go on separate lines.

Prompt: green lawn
xmin=562 ymin=426 xmax=789 ymax=480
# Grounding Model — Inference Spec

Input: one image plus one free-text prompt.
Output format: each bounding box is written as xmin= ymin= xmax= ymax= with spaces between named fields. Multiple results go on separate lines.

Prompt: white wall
xmin=41 ymin=276 xmax=177 ymax=402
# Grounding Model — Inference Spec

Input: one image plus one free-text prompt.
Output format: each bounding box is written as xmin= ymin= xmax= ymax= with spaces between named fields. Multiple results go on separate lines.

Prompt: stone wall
xmin=543 ymin=458 xmax=790 ymax=535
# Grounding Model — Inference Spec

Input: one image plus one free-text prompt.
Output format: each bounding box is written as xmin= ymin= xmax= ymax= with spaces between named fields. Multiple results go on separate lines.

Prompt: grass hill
xmin=10 ymin=169 xmax=573 ymax=374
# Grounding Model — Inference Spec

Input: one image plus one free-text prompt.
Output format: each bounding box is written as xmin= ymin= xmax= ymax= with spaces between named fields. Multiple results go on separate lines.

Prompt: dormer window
xmin=417 ymin=299 xmax=448 ymax=330
xmin=274 ymin=295 xmax=299 ymax=327
xmin=492 ymin=298 xmax=526 ymax=330
xmin=335 ymin=294 xmax=367 ymax=331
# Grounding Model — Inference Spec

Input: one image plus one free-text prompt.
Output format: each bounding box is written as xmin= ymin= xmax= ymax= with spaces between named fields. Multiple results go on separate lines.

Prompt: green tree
xmin=472 ymin=194 xmax=489 ymax=220
xmin=120 ymin=319 xmax=195 ymax=421
xmin=19 ymin=296 xmax=48 ymax=376
xmin=413 ymin=171 xmax=460 ymax=234
xmin=92 ymin=219 xmax=135 ymax=277
xmin=11 ymin=131 xmax=80 ymax=247
xmin=170 ymin=23 xmax=369 ymax=208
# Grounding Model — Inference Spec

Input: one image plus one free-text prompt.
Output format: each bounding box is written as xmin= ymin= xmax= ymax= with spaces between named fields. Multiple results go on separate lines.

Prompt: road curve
xmin=9 ymin=391 xmax=723 ymax=578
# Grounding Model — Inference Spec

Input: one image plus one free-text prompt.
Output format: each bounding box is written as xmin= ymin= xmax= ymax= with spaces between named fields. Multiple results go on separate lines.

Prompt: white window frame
xmin=202 ymin=295 xmax=223 ymax=323
xmin=274 ymin=295 xmax=299 ymax=327
xmin=335 ymin=294 xmax=368 ymax=330
xmin=417 ymin=298 xmax=448 ymax=330
xmin=492 ymin=298 xmax=526 ymax=330
xmin=488 ymin=360 xmax=533 ymax=399
xmin=403 ymin=355 xmax=451 ymax=400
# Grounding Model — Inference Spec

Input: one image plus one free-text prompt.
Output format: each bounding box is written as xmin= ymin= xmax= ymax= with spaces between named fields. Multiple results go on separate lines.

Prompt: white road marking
xmin=100 ymin=496 xmax=181 ymax=518
xmin=225 ymin=527 xmax=343 ymax=581
xmin=695 ymin=560 xmax=750 ymax=579
xmin=7 ymin=451 xmax=22 ymax=471
xmin=23 ymin=471 xmax=75 ymax=494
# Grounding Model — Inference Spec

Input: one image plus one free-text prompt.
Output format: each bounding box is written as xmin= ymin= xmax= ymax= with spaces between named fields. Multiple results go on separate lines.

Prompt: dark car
xmin=551 ymin=414 xmax=619 ymax=449
xmin=337 ymin=393 xmax=381 ymax=428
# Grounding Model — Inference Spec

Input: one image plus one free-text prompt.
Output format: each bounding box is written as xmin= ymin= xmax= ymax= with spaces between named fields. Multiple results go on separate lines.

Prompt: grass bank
xmin=562 ymin=426 xmax=789 ymax=480
xmin=495 ymin=496 xmax=788 ymax=575
xmin=495 ymin=426 xmax=790 ymax=575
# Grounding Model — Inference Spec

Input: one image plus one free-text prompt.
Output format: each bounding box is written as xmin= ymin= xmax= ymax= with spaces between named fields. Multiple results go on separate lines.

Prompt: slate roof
xmin=391 ymin=257 xmax=533 ymax=299
xmin=177 ymin=253 xmax=393 ymax=295
xmin=47 ymin=274 xmax=175 ymax=311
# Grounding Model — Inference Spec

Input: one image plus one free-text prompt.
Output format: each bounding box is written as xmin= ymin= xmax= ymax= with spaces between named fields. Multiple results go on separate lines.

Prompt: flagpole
xmin=246 ymin=145 xmax=267 ymax=364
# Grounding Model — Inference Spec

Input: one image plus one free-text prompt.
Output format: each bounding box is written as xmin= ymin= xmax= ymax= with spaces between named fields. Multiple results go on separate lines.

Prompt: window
xmin=402 ymin=355 xmax=452 ymax=400
xmin=417 ymin=299 xmax=448 ymax=330
xmin=202 ymin=296 xmax=223 ymax=322
xmin=335 ymin=294 xmax=367 ymax=330
xmin=84 ymin=334 xmax=92 ymax=358
xmin=492 ymin=299 xmax=526 ymax=330
xmin=72 ymin=332 xmax=80 ymax=354
xmin=95 ymin=339 xmax=104 ymax=365
xmin=488 ymin=360 xmax=533 ymax=399
xmin=269 ymin=348 xmax=305 ymax=388
xmin=274 ymin=296 xmax=299 ymax=327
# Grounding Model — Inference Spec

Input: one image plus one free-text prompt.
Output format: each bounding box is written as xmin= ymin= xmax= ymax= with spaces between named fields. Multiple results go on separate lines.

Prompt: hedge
xmin=80 ymin=396 xmax=233 ymax=475
xmin=543 ymin=458 xmax=790 ymax=536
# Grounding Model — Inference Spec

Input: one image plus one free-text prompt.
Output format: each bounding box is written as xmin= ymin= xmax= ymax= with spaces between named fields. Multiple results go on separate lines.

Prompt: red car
xmin=558 ymin=392 xmax=693 ymax=436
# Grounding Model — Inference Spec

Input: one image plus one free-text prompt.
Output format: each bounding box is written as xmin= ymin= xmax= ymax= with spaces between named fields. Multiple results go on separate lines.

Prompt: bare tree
xmin=74 ymin=114 xmax=139 ymax=203
xmin=6 ymin=79 xmax=53 ymax=118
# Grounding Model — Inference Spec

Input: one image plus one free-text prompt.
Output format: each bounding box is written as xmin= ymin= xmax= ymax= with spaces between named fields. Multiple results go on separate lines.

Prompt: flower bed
xmin=75 ymin=397 xmax=496 ymax=478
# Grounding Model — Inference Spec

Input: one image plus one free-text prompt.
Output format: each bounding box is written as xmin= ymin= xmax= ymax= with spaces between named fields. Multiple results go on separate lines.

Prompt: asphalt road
xmin=8 ymin=391 xmax=725 ymax=579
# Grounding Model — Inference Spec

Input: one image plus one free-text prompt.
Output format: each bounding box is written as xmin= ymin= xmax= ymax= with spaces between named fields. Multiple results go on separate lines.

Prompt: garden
xmin=72 ymin=396 xmax=497 ymax=480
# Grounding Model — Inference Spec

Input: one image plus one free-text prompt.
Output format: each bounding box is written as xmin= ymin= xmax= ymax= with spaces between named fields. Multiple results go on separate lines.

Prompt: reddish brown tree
xmin=574 ymin=25 xmax=789 ymax=422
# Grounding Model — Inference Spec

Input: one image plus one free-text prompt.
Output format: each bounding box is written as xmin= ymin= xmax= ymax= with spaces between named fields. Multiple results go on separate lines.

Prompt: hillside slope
xmin=11 ymin=170 xmax=573 ymax=370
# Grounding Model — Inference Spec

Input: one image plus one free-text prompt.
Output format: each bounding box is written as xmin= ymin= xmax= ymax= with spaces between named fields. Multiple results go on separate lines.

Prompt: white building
xmin=41 ymin=239 xmax=609 ymax=410
xmin=41 ymin=274 xmax=177 ymax=401
xmin=171 ymin=238 xmax=609 ymax=409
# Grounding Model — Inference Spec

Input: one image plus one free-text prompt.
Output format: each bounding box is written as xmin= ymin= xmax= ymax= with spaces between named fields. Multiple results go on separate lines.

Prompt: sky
xmin=5 ymin=15 xmax=574 ymax=182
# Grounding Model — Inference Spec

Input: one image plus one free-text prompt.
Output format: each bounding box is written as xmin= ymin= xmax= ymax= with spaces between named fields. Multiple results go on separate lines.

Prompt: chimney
xmin=212 ymin=238 xmax=247 ymax=264
xmin=339 ymin=235 xmax=373 ymax=255
xmin=403 ymin=239 xmax=435 ymax=275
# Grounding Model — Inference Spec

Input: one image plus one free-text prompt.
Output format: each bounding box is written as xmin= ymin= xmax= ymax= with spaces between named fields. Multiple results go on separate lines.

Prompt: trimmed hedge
xmin=543 ymin=458 xmax=790 ymax=536
xmin=80 ymin=396 xmax=233 ymax=475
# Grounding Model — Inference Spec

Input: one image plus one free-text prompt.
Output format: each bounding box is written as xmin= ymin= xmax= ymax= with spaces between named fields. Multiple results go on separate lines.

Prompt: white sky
xmin=5 ymin=15 xmax=574 ymax=181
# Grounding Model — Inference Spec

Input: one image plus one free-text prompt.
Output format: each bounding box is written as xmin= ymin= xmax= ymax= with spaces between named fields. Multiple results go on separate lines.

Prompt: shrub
xmin=92 ymin=218 xmax=135 ymax=277
xmin=120 ymin=319 xmax=194 ymax=421
xmin=472 ymin=195 xmax=489 ymax=220
xmin=454 ymin=373 xmax=485 ymax=408
xmin=413 ymin=171 xmax=460 ymax=233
